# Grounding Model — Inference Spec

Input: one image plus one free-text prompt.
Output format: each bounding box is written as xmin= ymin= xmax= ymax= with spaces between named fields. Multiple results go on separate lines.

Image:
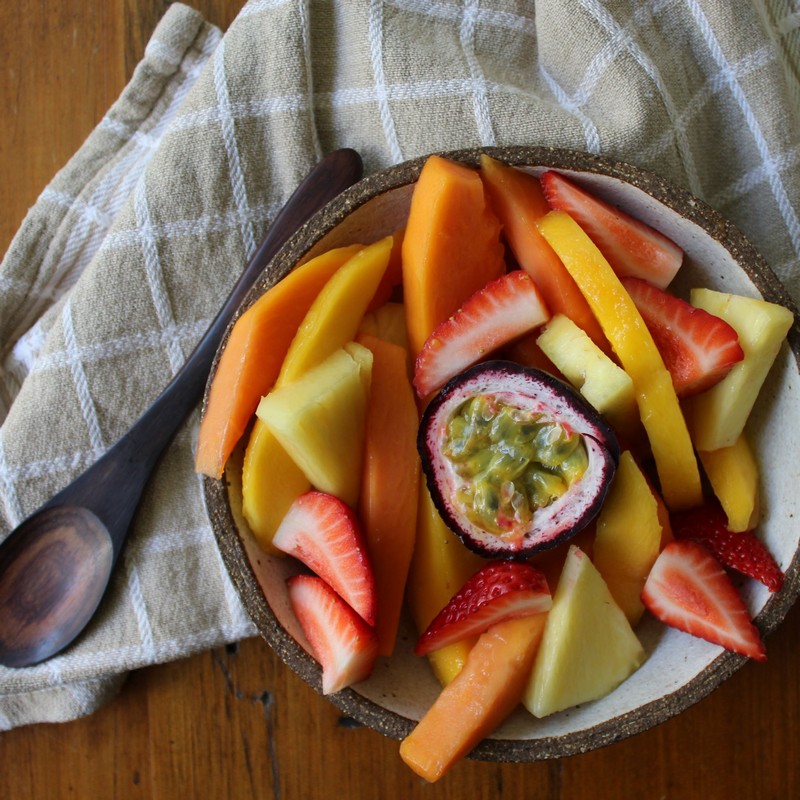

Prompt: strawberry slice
xmin=414 ymin=561 xmax=552 ymax=656
xmin=413 ymin=270 xmax=550 ymax=398
xmin=287 ymin=574 xmax=379 ymax=694
xmin=641 ymin=540 xmax=766 ymax=661
xmin=671 ymin=501 xmax=784 ymax=592
xmin=622 ymin=276 xmax=744 ymax=397
xmin=273 ymin=491 xmax=377 ymax=626
xmin=540 ymin=170 xmax=683 ymax=288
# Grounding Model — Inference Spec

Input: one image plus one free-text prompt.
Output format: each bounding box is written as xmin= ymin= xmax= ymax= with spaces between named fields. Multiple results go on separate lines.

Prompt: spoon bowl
xmin=0 ymin=148 xmax=364 ymax=668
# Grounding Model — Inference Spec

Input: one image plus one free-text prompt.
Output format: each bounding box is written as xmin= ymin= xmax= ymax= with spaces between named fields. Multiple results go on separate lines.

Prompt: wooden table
xmin=1 ymin=2 xmax=798 ymax=797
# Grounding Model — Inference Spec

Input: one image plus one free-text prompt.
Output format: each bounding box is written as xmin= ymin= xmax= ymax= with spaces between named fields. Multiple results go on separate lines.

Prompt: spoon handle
xmin=42 ymin=149 xmax=364 ymax=554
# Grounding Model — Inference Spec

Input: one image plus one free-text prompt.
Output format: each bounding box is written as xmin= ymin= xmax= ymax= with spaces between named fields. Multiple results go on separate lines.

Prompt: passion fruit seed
xmin=443 ymin=395 xmax=589 ymax=537
xmin=418 ymin=361 xmax=618 ymax=557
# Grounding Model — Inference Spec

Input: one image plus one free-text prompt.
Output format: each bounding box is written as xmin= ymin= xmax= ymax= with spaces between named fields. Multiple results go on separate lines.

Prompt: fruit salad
xmin=196 ymin=153 xmax=794 ymax=782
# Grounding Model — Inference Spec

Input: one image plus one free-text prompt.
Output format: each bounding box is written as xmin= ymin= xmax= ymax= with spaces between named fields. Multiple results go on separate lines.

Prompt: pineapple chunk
xmin=257 ymin=343 xmax=372 ymax=507
xmin=536 ymin=313 xmax=637 ymax=437
xmin=523 ymin=545 xmax=645 ymax=718
xmin=593 ymin=451 xmax=663 ymax=626
xmin=685 ymin=289 xmax=794 ymax=451
xmin=698 ymin=433 xmax=760 ymax=532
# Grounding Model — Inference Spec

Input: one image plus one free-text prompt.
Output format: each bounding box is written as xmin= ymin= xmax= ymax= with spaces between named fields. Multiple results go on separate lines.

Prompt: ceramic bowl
xmin=202 ymin=146 xmax=800 ymax=761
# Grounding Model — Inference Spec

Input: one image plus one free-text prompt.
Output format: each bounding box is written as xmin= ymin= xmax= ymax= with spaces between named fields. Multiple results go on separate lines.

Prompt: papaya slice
xmin=195 ymin=244 xmax=363 ymax=479
xmin=402 ymin=155 xmax=505 ymax=356
xmin=399 ymin=613 xmax=547 ymax=783
xmin=479 ymin=155 xmax=609 ymax=353
xmin=357 ymin=333 xmax=420 ymax=656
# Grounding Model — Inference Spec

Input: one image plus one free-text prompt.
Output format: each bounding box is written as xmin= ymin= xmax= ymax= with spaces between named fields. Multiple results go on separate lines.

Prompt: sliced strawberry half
xmin=287 ymin=574 xmax=379 ymax=694
xmin=540 ymin=170 xmax=683 ymax=289
xmin=671 ymin=501 xmax=784 ymax=592
xmin=641 ymin=540 xmax=766 ymax=661
xmin=273 ymin=491 xmax=377 ymax=626
xmin=413 ymin=270 xmax=550 ymax=398
xmin=414 ymin=561 xmax=552 ymax=656
xmin=622 ymin=276 xmax=744 ymax=397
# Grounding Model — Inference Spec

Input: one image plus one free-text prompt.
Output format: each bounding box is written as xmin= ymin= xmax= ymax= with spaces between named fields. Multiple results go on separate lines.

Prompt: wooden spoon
xmin=0 ymin=148 xmax=364 ymax=668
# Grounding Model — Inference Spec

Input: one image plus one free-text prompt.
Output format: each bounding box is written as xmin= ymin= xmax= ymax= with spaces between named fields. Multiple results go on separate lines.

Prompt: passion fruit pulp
xmin=418 ymin=361 xmax=620 ymax=558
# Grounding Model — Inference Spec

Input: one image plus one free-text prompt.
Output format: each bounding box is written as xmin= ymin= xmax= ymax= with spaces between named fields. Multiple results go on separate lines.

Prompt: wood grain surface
xmin=1 ymin=2 xmax=799 ymax=798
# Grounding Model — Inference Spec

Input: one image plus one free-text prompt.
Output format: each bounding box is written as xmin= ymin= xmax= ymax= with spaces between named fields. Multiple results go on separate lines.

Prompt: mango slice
xmin=593 ymin=451 xmax=663 ymax=626
xmin=537 ymin=210 xmax=702 ymax=511
xmin=280 ymin=236 xmax=394 ymax=383
xmin=406 ymin=481 xmax=484 ymax=686
xmin=698 ymin=433 xmax=760 ymax=532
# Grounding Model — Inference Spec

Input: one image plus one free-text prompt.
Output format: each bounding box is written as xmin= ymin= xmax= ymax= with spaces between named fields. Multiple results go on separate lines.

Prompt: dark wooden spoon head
xmin=0 ymin=506 xmax=113 ymax=667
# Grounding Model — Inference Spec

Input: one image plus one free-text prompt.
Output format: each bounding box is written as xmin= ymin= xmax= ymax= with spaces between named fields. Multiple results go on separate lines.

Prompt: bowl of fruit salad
xmin=198 ymin=146 xmax=800 ymax=780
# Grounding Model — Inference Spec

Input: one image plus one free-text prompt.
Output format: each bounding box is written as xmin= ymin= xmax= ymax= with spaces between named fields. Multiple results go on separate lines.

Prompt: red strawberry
xmin=273 ymin=491 xmax=377 ymax=626
xmin=641 ymin=540 xmax=766 ymax=661
xmin=413 ymin=270 xmax=550 ymax=398
xmin=540 ymin=170 xmax=683 ymax=288
xmin=414 ymin=561 xmax=552 ymax=656
xmin=671 ymin=501 xmax=784 ymax=592
xmin=622 ymin=276 xmax=744 ymax=397
xmin=287 ymin=574 xmax=379 ymax=694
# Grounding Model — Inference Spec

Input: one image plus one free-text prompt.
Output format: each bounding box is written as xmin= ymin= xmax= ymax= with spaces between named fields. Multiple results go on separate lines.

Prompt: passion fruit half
xmin=418 ymin=361 xmax=620 ymax=558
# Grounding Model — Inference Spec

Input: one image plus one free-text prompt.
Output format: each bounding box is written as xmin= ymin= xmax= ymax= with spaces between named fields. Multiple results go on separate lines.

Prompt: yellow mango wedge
xmin=537 ymin=210 xmax=702 ymax=511
xmin=242 ymin=237 xmax=393 ymax=549
xmin=698 ymin=433 xmax=761 ymax=532
xmin=406 ymin=481 xmax=484 ymax=686
xmin=593 ymin=451 xmax=663 ymax=626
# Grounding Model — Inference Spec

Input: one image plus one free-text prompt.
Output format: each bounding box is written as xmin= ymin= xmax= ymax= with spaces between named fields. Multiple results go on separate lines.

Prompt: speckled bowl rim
xmin=203 ymin=146 xmax=800 ymax=762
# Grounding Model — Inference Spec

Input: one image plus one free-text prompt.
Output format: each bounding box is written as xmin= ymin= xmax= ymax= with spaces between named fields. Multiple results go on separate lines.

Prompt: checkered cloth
xmin=1 ymin=0 xmax=799 ymax=730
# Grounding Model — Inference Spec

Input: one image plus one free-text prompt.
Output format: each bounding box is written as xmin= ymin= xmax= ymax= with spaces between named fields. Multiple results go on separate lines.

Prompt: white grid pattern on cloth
xmin=134 ymin=179 xmax=187 ymax=376
xmin=61 ymin=298 xmax=107 ymax=456
xmin=213 ymin=37 xmax=259 ymax=259
xmin=686 ymin=0 xmax=800 ymax=255
xmin=3 ymin=22 xmax=220 ymax=374
xmin=369 ymin=0 xmax=405 ymax=163
xmin=460 ymin=0 xmax=497 ymax=146
xmin=1 ymin=0 xmax=799 ymax=729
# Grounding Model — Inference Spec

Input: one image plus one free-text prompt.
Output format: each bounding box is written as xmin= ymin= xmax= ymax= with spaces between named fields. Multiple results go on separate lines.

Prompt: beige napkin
xmin=2 ymin=0 xmax=799 ymax=730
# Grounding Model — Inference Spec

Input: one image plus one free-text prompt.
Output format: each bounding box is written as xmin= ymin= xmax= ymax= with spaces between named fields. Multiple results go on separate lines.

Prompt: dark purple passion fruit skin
xmin=418 ymin=361 xmax=620 ymax=559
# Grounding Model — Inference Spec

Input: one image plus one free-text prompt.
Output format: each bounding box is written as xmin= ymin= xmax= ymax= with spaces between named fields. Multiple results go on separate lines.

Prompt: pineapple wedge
xmin=536 ymin=313 xmax=637 ymax=437
xmin=257 ymin=343 xmax=373 ymax=507
xmin=685 ymin=289 xmax=794 ymax=451
xmin=523 ymin=545 xmax=645 ymax=718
